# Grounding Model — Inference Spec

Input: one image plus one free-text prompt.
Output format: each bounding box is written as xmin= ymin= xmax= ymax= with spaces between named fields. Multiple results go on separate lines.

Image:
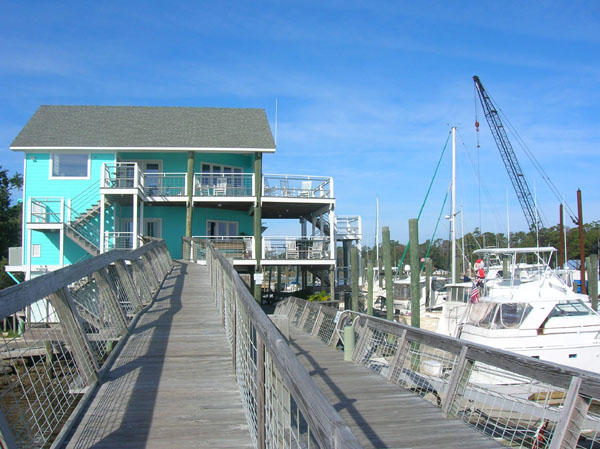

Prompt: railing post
xmin=114 ymin=260 xmax=144 ymax=314
xmin=49 ymin=288 xmax=99 ymax=384
xmin=93 ymin=268 xmax=128 ymax=337
xmin=257 ymin=335 xmax=266 ymax=449
xmin=386 ymin=329 xmax=408 ymax=382
xmin=442 ymin=346 xmax=473 ymax=418
xmin=548 ymin=376 xmax=590 ymax=449
xmin=311 ymin=308 xmax=325 ymax=337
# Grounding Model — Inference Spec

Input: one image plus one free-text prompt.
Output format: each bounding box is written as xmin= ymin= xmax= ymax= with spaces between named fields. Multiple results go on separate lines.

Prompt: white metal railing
xmin=102 ymin=162 xmax=143 ymax=189
xmin=263 ymin=174 xmax=333 ymax=198
xmin=29 ymin=197 xmax=64 ymax=223
xmin=263 ymin=236 xmax=331 ymax=260
xmin=184 ymin=236 xmax=255 ymax=261
xmin=142 ymin=172 xmax=187 ymax=196
xmin=336 ymin=215 xmax=362 ymax=239
xmin=104 ymin=232 xmax=142 ymax=250
xmin=193 ymin=172 xmax=254 ymax=197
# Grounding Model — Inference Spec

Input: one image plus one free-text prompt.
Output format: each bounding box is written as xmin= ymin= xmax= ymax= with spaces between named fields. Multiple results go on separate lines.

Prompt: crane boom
xmin=473 ymin=75 xmax=542 ymax=230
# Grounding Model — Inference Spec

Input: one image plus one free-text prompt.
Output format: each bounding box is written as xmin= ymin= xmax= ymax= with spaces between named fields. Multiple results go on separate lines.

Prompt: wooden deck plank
xmin=63 ymin=262 xmax=252 ymax=449
xmin=288 ymin=327 xmax=505 ymax=449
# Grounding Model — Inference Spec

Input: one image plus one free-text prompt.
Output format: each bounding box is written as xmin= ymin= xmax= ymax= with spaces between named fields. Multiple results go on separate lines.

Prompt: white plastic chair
xmin=299 ymin=180 xmax=312 ymax=197
xmin=213 ymin=177 xmax=228 ymax=196
xmin=285 ymin=238 xmax=299 ymax=259
xmin=309 ymin=239 xmax=324 ymax=259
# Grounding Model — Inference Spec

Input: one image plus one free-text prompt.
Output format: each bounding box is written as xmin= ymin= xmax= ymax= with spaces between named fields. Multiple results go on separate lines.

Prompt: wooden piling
xmin=409 ymin=218 xmax=420 ymax=328
xmin=351 ymin=247 xmax=359 ymax=311
xmin=253 ymin=152 xmax=263 ymax=303
xmin=185 ymin=151 xmax=195 ymax=238
xmin=577 ymin=189 xmax=586 ymax=294
xmin=382 ymin=227 xmax=393 ymax=321
xmin=367 ymin=262 xmax=374 ymax=316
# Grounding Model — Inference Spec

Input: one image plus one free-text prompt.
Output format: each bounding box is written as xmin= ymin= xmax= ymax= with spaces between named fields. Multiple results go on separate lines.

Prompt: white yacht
xmin=438 ymin=247 xmax=600 ymax=372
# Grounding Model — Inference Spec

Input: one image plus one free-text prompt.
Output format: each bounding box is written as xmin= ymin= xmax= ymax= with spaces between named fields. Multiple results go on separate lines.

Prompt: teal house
xmin=8 ymin=105 xmax=361 ymax=287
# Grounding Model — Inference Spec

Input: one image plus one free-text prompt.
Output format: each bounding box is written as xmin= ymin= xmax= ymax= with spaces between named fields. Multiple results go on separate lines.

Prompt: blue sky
xmin=2 ymin=1 xmax=599 ymax=244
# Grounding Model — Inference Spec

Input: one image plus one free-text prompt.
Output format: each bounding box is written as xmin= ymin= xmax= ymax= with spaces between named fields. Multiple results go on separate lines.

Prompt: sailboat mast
xmin=451 ymin=127 xmax=457 ymax=283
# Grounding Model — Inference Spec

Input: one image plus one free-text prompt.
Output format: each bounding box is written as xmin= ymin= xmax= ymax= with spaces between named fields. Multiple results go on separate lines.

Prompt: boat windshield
xmin=549 ymin=300 xmax=594 ymax=317
xmin=467 ymin=302 xmax=532 ymax=329
xmin=432 ymin=279 xmax=449 ymax=292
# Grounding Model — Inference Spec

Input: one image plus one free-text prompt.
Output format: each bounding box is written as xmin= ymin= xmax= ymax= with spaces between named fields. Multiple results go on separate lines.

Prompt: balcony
xmin=193 ymin=173 xmax=254 ymax=197
xmin=262 ymin=237 xmax=333 ymax=264
xmin=263 ymin=175 xmax=332 ymax=199
xmin=29 ymin=197 xmax=64 ymax=225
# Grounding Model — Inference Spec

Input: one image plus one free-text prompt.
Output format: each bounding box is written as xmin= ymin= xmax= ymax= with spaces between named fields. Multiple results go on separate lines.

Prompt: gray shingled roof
xmin=11 ymin=105 xmax=276 ymax=151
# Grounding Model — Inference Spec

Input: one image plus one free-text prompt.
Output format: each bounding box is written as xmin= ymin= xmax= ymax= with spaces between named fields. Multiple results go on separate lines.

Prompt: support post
xmin=577 ymin=189 xmax=586 ymax=294
xmin=132 ymin=195 xmax=138 ymax=250
xmin=99 ymin=194 xmax=105 ymax=253
xmin=367 ymin=261 xmax=373 ymax=316
xmin=253 ymin=152 xmax=262 ymax=303
xmin=329 ymin=265 xmax=335 ymax=303
xmin=383 ymin=226 xmax=393 ymax=321
xmin=343 ymin=326 xmax=355 ymax=361
xmin=351 ymin=246 xmax=359 ymax=311
xmin=409 ymin=218 xmax=420 ymax=328
xmin=185 ymin=151 xmax=195 ymax=238
xmin=425 ymin=258 xmax=432 ymax=310
xmin=503 ymin=256 xmax=510 ymax=280
xmin=587 ymin=254 xmax=598 ymax=312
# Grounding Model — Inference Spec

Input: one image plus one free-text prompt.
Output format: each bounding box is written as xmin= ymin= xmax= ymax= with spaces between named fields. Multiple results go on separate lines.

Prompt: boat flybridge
xmin=439 ymin=247 xmax=600 ymax=373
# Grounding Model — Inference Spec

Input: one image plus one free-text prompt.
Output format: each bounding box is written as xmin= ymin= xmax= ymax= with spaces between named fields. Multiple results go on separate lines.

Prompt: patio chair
xmin=299 ymin=180 xmax=312 ymax=197
xmin=195 ymin=179 xmax=209 ymax=196
xmin=213 ymin=177 xmax=228 ymax=196
xmin=243 ymin=237 xmax=253 ymax=259
xmin=285 ymin=238 xmax=299 ymax=259
xmin=308 ymin=238 xmax=324 ymax=259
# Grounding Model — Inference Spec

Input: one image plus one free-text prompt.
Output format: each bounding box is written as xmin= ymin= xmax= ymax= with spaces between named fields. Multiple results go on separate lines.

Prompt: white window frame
xmin=145 ymin=218 xmax=162 ymax=238
xmin=49 ymin=152 xmax=91 ymax=180
xmin=206 ymin=220 xmax=238 ymax=237
xmin=123 ymin=218 xmax=162 ymax=238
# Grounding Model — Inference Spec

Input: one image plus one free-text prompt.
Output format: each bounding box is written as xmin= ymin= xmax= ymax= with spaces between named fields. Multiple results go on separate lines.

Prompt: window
xmin=145 ymin=219 xmax=162 ymax=238
xmin=201 ymin=163 xmax=243 ymax=187
xmin=51 ymin=153 xmax=89 ymax=178
xmin=207 ymin=220 xmax=238 ymax=237
xmin=31 ymin=244 xmax=41 ymax=258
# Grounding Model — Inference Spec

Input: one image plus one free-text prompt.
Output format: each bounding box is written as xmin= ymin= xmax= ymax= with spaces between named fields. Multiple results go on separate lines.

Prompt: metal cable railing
xmin=0 ymin=240 xmax=173 ymax=449
xmin=276 ymin=298 xmax=600 ymax=449
xmin=206 ymin=242 xmax=362 ymax=449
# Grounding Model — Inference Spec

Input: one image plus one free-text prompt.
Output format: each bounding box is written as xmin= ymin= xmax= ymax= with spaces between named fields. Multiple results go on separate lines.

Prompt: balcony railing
xmin=101 ymin=166 xmax=333 ymax=200
xmin=183 ymin=236 xmax=255 ymax=262
xmin=142 ymin=173 xmax=187 ymax=196
xmin=336 ymin=215 xmax=362 ymax=239
xmin=193 ymin=172 xmax=254 ymax=197
xmin=263 ymin=237 xmax=331 ymax=260
xmin=29 ymin=197 xmax=64 ymax=223
xmin=104 ymin=232 xmax=143 ymax=250
xmin=263 ymin=174 xmax=333 ymax=199
xmin=102 ymin=162 xmax=143 ymax=189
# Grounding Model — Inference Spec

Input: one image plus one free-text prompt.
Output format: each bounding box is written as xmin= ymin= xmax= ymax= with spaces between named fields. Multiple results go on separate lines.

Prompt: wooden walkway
xmin=288 ymin=327 xmax=505 ymax=449
xmin=63 ymin=262 xmax=252 ymax=449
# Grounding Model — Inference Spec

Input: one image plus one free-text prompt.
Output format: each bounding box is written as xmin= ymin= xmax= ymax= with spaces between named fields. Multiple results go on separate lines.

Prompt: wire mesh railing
xmin=0 ymin=240 xmax=173 ymax=449
xmin=206 ymin=242 xmax=362 ymax=449
xmin=276 ymin=297 xmax=600 ymax=449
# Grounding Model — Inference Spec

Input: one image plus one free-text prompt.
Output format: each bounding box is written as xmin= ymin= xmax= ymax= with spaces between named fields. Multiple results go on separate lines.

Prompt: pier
xmin=0 ymin=240 xmax=599 ymax=449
